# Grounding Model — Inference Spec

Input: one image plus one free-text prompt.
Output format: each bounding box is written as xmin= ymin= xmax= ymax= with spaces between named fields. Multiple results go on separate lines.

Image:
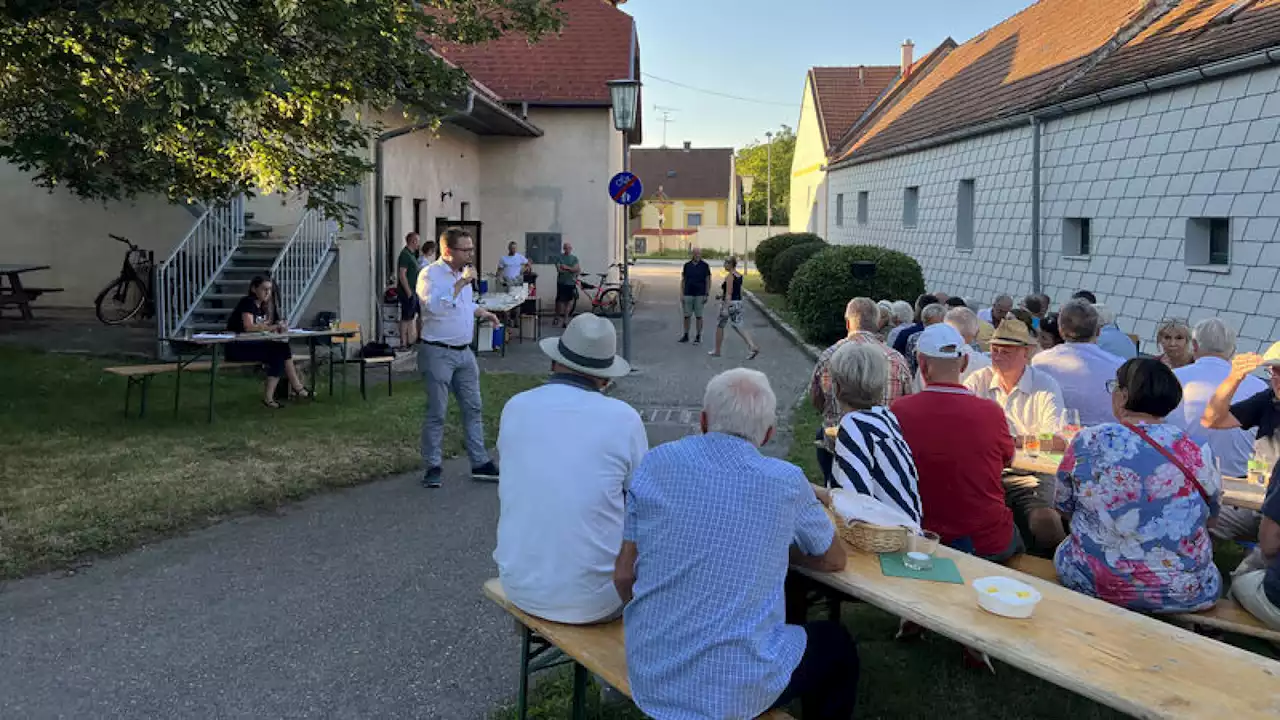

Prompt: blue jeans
xmin=417 ymin=344 xmax=490 ymax=468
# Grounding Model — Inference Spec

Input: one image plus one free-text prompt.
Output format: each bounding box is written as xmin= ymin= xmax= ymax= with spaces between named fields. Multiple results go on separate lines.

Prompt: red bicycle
xmin=571 ymin=264 xmax=629 ymax=317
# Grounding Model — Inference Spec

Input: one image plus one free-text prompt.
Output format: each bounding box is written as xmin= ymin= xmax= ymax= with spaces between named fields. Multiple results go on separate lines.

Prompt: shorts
xmin=398 ymin=292 xmax=419 ymax=321
xmin=556 ymin=283 xmax=577 ymax=303
xmin=717 ymin=300 xmax=744 ymax=329
xmin=681 ymin=295 xmax=707 ymax=317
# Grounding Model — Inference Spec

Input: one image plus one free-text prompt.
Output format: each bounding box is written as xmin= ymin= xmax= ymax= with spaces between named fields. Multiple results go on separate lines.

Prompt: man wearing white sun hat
xmin=494 ymin=313 xmax=647 ymax=625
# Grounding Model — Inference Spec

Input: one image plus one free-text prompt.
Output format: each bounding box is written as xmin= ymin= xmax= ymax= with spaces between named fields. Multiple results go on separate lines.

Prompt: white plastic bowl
xmin=972 ymin=575 xmax=1042 ymax=619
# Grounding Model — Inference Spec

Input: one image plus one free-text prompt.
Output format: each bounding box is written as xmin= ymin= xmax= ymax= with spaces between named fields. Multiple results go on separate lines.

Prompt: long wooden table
xmin=1011 ymin=451 xmax=1267 ymax=512
xmin=0 ymin=263 xmax=51 ymax=320
xmin=797 ymin=542 xmax=1280 ymax=718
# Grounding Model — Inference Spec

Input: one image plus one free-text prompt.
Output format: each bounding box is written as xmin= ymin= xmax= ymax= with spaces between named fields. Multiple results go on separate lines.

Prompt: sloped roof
xmin=835 ymin=0 xmax=1153 ymax=163
xmin=437 ymin=0 xmax=636 ymax=105
xmin=809 ymin=66 xmax=901 ymax=150
xmin=631 ymin=147 xmax=734 ymax=200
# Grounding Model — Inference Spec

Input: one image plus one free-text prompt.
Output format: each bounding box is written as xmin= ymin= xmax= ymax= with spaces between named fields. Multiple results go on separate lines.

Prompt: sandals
xmin=291 ymin=386 xmax=312 ymax=399
xmin=748 ymin=348 xmax=760 ymax=360
xmin=262 ymin=399 xmax=283 ymax=409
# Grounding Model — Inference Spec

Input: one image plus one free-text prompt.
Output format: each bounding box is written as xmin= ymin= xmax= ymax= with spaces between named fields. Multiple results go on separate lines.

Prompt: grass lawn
xmin=496 ymin=400 xmax=1273 ymax=719
xmin=0 ymin=346 xmax=540 ymax=579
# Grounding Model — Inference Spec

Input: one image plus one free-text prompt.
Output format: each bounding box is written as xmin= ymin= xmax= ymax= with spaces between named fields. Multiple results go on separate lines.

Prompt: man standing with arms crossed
xmin=416 ymin=227 xmax=502 ymax=488
xmin=553 ymin=241 xmax=580 ymax=327
xmin=396 ymin=232 xmax=422 ymax=349
xmin=677 ymin=247 xmax=711 ymax=345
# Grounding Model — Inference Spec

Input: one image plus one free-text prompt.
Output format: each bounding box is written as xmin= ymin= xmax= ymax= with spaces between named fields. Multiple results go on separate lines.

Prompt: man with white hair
xmin=977 ymin=293 xmax=1013 ymax=326
xmin=904 ymin=302 xmax=947 ymax=374
xmin=616 ymin=368 xmax=857 ymax=720
xmin=885 ymin=300 xmax=915 ymax=347
xmin=1032 ymin=299 xmax=1124 ymax=426
xmin=913 ymin=306 xmax=990 ymax=390
xmin=811 ymin=297 xmax=914 ymax=485
xmin=1094 ymin=303 xmax=1137 ymax=359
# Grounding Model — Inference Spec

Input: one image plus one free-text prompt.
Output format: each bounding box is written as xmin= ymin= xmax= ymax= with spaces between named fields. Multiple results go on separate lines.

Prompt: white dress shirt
xmin=1030 ymin=342 xmax=1124 ymax=427
xmin=964 ymin=365 xmax=1065 ymax=437
xmin=1169 ymin=356 xmax=1268 ymax=477
xmin=495 ymin=377 xmax=649 ymax=623
xmin=416 ymin=259 xmax=476 ymax=346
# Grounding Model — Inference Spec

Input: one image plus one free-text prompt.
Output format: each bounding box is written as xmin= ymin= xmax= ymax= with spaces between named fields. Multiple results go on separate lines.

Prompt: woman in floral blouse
xmin=1055 ymin=357 xmax=1222 ymax=613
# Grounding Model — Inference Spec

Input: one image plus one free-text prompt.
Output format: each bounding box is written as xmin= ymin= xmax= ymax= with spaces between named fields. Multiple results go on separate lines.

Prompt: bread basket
xmin=825 ymin=506 xmax=909 ymax=553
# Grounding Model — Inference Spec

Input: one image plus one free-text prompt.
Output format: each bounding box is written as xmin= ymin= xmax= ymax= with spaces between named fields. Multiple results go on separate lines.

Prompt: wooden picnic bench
xmin=483 ymin=579 xmax=795 ymax=720
xmin=1005 ymin=553 xmax=1280 ymax=644
xmin=794 ymin=541 xmax=1280 ymax=718
xmin=0 ymin=264 xmax=61 ymax=320
xmin=105 ymin=360 xmax=260 ymax=417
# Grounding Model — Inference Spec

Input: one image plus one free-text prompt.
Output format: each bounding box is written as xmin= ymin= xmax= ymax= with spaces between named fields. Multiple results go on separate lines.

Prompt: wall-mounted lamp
xmin=440 ymin=190 xmax=453 ymax=203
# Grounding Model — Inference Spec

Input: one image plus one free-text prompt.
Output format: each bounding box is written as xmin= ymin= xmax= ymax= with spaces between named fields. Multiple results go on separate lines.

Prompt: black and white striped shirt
xmin=832 ymin=406 xmax=922 ymax=526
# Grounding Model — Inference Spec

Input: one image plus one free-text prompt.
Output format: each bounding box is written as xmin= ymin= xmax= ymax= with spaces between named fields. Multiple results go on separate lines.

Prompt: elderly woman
xmin=225 ymin=276 xmax=310 ymax=408
xmin=828 ymin=342 xmax=922 ymax=526
xmin=884 ymin=300 xmax=915 ymax=348
xmin=1054 ymin=357 xmax=1222 ymax=613
xmin=1155 ymin=318 xmax=1193 ymax=369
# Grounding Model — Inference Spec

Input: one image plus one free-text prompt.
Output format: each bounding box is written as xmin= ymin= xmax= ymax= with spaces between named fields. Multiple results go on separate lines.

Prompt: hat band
xmin=558 ymin=338 xmax=613 ymax=369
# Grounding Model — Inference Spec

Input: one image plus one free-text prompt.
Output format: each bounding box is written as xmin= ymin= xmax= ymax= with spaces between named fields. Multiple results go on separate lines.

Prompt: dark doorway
xmin=384 ymin=196 xmax=400 ymax=285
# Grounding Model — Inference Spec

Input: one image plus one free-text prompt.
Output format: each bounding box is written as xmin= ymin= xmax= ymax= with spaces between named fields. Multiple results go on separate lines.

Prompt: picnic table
xmin=169 ymin=328 xmax=358 ymax=422
xmin=795 ymin=542 xmax=1280 ymax=718
xmin=0 ymin=264 xmax=59 ymax=320
xmin=475 ymin=288 xmax=528 ymax=355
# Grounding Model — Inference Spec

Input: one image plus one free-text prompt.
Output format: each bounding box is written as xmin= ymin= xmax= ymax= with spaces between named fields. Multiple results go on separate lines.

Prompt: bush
xmin=787 ymin=245 xmax=926 ymax=345
xmin=769 ymin=241 xmax=827 ymax=295
xmin=755 ymin=232 xmax=824 ymax=293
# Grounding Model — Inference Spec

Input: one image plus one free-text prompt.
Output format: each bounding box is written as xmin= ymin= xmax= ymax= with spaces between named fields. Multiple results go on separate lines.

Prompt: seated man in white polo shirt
xmin=494 ymin=314 xmax=646 ymax=623
xmin=1031 ymin=299 xmax=1124 ymax=427
xmin=966 ymin=317 xmax=1067 ymax=555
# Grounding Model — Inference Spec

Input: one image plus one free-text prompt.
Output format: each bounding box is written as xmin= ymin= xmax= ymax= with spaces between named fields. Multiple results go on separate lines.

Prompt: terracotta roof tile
xmin=630 ymin=147 xmax=733 ymax=201
xmin=809 ymin=66 xmax=901 ymax=150
xmin=437 ymin=0 xmax=635 ymax=104
xmin=836 ymin=0 xmax=1151 ymax=163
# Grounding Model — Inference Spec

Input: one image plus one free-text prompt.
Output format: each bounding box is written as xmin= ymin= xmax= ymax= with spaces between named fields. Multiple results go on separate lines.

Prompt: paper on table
xmin=830 ymin=489 xmax=921 ymax=533
xmin=193 ymin=332 xmax=235 ymax=339
xmin=287 ymin=328 xmax=312 ymax=334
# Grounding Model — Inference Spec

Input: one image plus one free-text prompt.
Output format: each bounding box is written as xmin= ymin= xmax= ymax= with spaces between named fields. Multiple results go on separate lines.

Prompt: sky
xmin=624 ymin=0 xmax=1033 ymax=151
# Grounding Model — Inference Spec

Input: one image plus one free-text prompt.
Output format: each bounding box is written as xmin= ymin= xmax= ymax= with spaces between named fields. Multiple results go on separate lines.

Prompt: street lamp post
xmin=741 ymin=175 xmax=754 ymax=272
xmin=765 ymin=131 xmax=773 ymax=232
xmin=608 ymin=78 xmax=641 ymax=363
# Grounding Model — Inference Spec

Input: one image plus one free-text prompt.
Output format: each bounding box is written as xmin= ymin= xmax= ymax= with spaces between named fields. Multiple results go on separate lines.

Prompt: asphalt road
xmin=0 ymin=262 xmax=814 ymax=719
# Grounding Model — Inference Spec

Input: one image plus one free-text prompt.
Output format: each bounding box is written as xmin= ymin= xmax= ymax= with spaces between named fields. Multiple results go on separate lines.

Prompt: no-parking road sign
xmin=609 ymin=172 xmax=644 ymax=206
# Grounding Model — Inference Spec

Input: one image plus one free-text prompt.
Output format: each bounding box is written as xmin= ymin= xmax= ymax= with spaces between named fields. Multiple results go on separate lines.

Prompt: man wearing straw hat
xmin=494 ymin=314 xmax=646 ymax=625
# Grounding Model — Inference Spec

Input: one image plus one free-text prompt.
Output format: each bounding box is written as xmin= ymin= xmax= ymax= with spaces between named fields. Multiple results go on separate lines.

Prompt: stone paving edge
xmin=743 ymin=289 xmax=823 ymax=363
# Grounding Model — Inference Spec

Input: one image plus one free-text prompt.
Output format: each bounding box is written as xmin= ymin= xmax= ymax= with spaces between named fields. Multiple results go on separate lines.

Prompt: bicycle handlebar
xmin=108 ymin=234 xmax=138 ymax=250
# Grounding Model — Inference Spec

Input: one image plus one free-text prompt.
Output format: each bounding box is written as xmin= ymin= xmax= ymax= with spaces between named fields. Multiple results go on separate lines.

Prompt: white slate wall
xmin=827 ymin=64 xmax=1280 ymax=355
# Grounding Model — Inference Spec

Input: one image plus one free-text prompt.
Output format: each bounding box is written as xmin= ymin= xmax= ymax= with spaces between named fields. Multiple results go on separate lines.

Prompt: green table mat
xmin=879 ymin=552 xmax=964 ymax=584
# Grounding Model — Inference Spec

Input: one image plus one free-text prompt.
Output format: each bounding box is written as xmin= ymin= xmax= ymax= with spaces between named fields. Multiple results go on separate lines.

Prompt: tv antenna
xmin=654 ymin=105 xmax=679 ymax=148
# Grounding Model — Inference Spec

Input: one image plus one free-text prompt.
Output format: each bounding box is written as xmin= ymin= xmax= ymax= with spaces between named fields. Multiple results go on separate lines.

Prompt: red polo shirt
xmin=890 ymin=383 xmax=1015 ymax=556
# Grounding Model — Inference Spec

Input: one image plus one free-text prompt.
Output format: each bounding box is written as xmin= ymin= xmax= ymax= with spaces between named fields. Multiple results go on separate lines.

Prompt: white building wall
xmin=828 ymin=64 xmax=1280 ymax=355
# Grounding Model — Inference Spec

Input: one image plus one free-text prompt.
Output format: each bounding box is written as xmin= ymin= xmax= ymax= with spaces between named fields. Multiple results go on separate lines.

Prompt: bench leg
xmin=124 ymin=377 xmax=134 ymax=418
xmin=360 ymin=362 xmax=367 ymax=400
xmin=571 ymin=662 xmax=588 ymax=720
xmin=140 ymin=376 xmax=151 ymax=418
xmin=174 ymin=361 xmax=183 ymax=416
xmin=387 ymin=362 xmax=393 ymax=397
xmin=207 ymin=346 xmax=220 ymax=424
xmin=518 ymin=626 xmax=532 ymax=720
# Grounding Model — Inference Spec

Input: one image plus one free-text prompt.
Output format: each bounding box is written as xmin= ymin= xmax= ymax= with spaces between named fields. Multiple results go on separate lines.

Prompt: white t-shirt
xmin=498 ymin=253 xmax=528 ymax=280
xmin=965 ymin=365 xmax=1065 ymax=437
xmin=494 ymin=378 xmax=649 ymax=624
xmin=1030 ymin=342 xmax=1125 ymax=427
xmin=1169 ymin=356 xmax=1268 ymax=477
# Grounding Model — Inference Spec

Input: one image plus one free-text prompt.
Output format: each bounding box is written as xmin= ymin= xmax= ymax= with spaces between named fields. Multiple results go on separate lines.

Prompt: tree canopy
xmin=0 ymin=0 xmax=563 ymax=218
xmin=735 ymin=124 xmax=794 ymax=226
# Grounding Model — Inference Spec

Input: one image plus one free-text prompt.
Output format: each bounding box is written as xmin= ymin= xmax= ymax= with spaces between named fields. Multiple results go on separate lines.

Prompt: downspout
xmin=373 ymin=119 xmax=434 ymax=339
xmin=1030 ymin=116 xmax=1042 ymax=294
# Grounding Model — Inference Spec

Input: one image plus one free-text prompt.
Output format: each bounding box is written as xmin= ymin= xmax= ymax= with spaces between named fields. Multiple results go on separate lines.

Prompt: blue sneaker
xmin=421 ymin=466 xmax=443 ymax=488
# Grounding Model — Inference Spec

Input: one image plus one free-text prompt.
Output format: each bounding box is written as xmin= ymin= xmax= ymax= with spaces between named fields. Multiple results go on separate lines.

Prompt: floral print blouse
xmin=1054 ymin=422 xmax=1222 ymax=613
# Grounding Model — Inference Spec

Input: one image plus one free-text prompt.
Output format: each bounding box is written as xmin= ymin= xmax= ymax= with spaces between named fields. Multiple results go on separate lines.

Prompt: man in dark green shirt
xmin=397 ymin=232 xmax=422 ymax=348
xmin=553 ymin=241 xmax=580 ymax=327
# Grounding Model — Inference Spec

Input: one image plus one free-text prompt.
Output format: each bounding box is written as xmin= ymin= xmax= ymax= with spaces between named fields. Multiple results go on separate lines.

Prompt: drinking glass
xmin=1024 ymin=434 xmax=1041 ymax=456
xmin=1060 ymin=409 xmax=1081 ymax=442
xmin=1038 ymin=430 xmax=1055 ymax=456
xmin=904 ymin=531 xmax=940 ymax=571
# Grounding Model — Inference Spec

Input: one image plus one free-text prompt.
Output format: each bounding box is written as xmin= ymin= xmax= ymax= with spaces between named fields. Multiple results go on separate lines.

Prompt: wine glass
xmin=1060 ymin=408 xmax=1081 ymax=443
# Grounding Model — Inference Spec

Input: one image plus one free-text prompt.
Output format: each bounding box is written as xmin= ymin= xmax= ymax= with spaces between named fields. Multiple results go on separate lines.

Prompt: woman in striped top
xmin=828 ymin=341 xmax=923 ymax=528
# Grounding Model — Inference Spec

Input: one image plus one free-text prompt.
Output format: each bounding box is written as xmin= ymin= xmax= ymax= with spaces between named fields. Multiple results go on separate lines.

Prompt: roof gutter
xmin=830 ymin=44 xmax=1280 ymax=171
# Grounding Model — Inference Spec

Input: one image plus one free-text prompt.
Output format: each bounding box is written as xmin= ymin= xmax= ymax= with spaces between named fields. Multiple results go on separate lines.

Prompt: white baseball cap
xmin=916 ymin=323 xmax=969 ymax=359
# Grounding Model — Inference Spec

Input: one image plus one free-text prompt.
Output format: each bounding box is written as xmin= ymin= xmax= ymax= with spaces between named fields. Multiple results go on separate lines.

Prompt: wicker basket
xmin=826 ymin=507 xmax=910 ymax=554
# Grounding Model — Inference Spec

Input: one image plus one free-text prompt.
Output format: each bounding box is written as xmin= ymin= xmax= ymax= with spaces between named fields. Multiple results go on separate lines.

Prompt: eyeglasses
xmin=1105 ymin=379 xmax=1123 ymax=393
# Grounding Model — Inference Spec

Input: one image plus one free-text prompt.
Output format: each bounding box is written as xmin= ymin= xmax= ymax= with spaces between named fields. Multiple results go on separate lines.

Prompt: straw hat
xmin=1261 ymin=340 xmax=1280 ymax=368
xmin=539 ymin=314 xmax=631 ymax=378
xmin=989 ymin=317 xmax=1036 ymax=347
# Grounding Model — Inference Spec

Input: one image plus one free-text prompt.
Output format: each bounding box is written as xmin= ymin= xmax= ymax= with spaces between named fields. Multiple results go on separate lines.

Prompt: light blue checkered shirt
xmin=623 ymin=432 xmax=835 ymax=719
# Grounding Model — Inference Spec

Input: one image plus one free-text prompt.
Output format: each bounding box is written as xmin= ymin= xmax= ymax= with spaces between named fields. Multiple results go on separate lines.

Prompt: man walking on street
xmin=554 ymin=241 xmax=580 ymax=327
xmin=397 ymin=232 xmax=421 ymax=349
xmin=678 ymin=247 xmax=711 ymax=344
xmin=416 ymin=227 xmax=502 ymax=487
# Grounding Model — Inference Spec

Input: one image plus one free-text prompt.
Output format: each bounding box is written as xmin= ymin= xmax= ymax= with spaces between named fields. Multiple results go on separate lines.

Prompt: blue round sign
xmin=609 ymin=172 xmax=644 ymax=206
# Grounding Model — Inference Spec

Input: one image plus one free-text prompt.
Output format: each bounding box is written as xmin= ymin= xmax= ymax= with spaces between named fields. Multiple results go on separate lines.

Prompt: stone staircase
xmin=186 ymin=214 xmax=288 ymax=333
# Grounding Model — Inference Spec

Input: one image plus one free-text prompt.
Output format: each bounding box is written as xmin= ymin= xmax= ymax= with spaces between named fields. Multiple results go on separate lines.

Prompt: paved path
xmin=0 ymin=263 xmax=813 ymax=719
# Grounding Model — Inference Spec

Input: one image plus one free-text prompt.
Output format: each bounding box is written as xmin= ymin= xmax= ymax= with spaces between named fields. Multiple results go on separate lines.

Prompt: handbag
xmin=1122 ymin=422 xmax=1212 ymax=506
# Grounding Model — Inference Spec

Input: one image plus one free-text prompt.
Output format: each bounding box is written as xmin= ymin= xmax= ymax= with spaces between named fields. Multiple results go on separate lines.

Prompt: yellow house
xmin=630 ymin=144 xmax=737 ymax=254
xmin=790 ymin=62 xmax=903 ymax=234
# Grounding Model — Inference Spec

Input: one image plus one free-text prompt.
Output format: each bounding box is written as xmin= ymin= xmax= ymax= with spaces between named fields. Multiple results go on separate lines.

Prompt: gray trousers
xmin=418 ymin=343 xmax=490 ymax=468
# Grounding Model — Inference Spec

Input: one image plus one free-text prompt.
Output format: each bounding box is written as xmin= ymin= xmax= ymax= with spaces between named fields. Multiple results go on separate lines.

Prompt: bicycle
xmin=571 ymin=264 xmax=632 ymax=317
xmin=95 ymin=234 xmax=155 ymax=325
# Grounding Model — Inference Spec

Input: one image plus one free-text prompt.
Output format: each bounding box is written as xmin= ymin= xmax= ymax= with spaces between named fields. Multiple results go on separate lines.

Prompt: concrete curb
xmin=743 ymin=289 xmax=823 ymax=363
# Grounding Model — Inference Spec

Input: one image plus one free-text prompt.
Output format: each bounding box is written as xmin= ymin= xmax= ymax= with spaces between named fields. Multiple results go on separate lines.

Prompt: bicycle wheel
xmin=95 ymin=277 xmax=147 ymax=324
xmin=593 ymin=288 xmax=622 ymax=317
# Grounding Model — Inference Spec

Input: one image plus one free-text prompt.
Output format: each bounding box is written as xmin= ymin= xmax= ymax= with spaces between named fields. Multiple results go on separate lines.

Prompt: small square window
xmin=525 ymin=232 xmax=563 ymax=264
xmin=856 ymin=191 xmax=869 ymax=225
xmin=956 ymin=179 xmax=975 ymax=249
xmin=903 ymin=186 xmax=919 ymax=228
xmin=686 ymin=212 xmax=702 ymax=228
xmin=1185 ymin=217 xmax=1231 ymax=267
xmin=835 ymin=194 xmax=845 ymax=227
xmin=1063 ymin=218 xmax=1091 ymax=256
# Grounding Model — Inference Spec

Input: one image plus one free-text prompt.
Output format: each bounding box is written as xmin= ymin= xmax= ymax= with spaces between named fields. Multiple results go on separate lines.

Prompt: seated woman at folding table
xmin=1055 ymin=357 xmax=1222 ymax=613
xmin=226 ymin=276 xmax=310 ymax=409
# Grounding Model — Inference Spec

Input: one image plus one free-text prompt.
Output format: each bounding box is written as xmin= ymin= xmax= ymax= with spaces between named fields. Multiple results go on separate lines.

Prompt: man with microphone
xmin=416 ymin=227 xmax=502 ymax=488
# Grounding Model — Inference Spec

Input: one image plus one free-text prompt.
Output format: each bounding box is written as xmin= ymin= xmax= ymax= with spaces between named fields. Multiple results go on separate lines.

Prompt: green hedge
xmin=769 ymin=241 xmax=827 ymax=296
xmin=755 ymin=232 xmax=824 ymax=293
xmin=787 ymin=245 xmax=926 ymax=345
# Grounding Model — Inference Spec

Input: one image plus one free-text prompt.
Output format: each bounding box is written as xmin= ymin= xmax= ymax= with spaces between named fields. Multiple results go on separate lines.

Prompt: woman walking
xmin=708 ymin=257 xmax=759 ymax=360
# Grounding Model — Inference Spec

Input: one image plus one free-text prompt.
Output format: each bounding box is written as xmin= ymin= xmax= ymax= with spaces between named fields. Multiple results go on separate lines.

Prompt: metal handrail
xmin=269 ymin=208 xmax=337 ymax=326
xmin=154 ymin=195 xmax=245 ymax=345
